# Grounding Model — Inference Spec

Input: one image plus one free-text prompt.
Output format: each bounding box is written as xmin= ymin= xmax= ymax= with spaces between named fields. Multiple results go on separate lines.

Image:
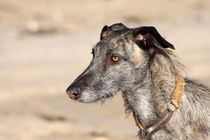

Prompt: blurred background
xmin=0 ymin=0 xmax=210 ymax=140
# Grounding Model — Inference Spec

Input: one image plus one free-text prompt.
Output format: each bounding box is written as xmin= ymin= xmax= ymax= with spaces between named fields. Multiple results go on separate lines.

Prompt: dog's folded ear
xmin=133 ymin=26 xmax=175 ymax=50
xmin=100 ymin=23 xmax=129 ymax=40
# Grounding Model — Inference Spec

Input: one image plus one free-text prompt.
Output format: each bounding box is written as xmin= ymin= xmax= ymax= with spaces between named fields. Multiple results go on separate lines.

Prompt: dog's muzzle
xmin=66 ymin=87 xmax=81 ymax=100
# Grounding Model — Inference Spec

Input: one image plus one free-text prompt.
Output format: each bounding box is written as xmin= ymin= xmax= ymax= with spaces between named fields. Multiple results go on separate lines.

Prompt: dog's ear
xmin=100 ymin=25 xmax=109 ymax=40
xmin=100 ymin=23 xmax=129 ymax=40
xmin=133 ymin=26 xmax=175 ymax=50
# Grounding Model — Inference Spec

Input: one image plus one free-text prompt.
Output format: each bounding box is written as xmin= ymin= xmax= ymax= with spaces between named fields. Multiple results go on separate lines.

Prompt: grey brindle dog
xmin=66 ymin=23 xmax=210 ymax=140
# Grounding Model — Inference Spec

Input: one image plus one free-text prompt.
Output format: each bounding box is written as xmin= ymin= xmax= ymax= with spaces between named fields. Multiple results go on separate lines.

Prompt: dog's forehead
xmin=95 ymin=30 xmax=132 ymax=51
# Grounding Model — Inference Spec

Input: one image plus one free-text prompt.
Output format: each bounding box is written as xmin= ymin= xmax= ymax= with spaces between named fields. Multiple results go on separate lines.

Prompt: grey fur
xmin=66 ymin=23 xmax=210 ymax=140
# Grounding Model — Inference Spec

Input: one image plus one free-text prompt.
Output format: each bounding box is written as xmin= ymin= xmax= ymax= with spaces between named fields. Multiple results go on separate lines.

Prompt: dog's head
xmin=66 ymin=23 xmax=174 ymax=103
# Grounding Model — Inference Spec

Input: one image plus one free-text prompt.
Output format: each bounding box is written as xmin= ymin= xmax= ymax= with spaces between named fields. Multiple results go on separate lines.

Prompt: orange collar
xmin=134 ymin=74 xmax=185 ymax=139
xmin=171 ymin=74 xmax=185 ymax=109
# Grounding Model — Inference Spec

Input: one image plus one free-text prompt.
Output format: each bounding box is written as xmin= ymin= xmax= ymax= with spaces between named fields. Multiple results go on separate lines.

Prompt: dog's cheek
xmin=92 ymin=80 xmax=103 ymax=91
xmin=115 ymin=63 xmax=139 ymax=90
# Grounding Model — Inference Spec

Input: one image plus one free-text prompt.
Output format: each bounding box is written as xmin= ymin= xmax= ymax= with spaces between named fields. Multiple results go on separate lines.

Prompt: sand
xmin=0 ymin=0 xmax=209 ymax=140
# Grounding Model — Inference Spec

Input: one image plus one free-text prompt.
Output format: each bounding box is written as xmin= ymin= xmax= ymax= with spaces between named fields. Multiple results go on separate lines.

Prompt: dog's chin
xmin=76 ymin=91 xmax=115 ymax=104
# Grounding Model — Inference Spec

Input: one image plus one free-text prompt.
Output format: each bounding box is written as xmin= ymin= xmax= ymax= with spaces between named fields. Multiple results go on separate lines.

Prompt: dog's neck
xmin=123 ymin=69 xmax=157 ymax=126
xmin=123 ymin=50 xmax=178 ymax=127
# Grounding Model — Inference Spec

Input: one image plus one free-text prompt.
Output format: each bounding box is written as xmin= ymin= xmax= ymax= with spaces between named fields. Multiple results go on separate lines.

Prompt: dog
xmin=66 ymin=23 xmax=210 ymax=140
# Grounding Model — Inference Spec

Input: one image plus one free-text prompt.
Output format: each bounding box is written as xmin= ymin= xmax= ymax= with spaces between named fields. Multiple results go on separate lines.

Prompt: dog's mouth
xmin=102 ymin=93 xmax=114 ymax=99
xmin=94 ymin=93 xmax=115 ymax=104
xmin=75 ymin=91 xmax=115 ymax=104
xmin=96 ymin=92 xmax=116 ymax=104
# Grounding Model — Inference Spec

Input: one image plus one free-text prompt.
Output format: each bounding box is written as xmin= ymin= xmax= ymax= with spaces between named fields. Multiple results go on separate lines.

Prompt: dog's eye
xmin=111 ymin=55 xmax=120 ymax=62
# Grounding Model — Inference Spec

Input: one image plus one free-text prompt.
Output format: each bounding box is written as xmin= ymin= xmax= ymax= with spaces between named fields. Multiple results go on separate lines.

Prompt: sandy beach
xmin=0 ymin=0 xmax=210 ymax=140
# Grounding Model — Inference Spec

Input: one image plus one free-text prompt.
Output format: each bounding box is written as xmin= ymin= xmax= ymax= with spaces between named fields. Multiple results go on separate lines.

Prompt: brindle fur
xmin=66 ymin=23 xmax=210 ymax=140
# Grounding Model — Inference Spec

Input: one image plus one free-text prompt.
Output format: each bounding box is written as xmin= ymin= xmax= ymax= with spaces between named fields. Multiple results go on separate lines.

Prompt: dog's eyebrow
xmin=106 ymin=48 xmax=113 ymax=55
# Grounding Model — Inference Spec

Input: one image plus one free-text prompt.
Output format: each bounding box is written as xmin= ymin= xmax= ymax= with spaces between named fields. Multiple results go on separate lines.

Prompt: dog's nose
xmin=66 ymin=87 xmax=81 ymax=100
